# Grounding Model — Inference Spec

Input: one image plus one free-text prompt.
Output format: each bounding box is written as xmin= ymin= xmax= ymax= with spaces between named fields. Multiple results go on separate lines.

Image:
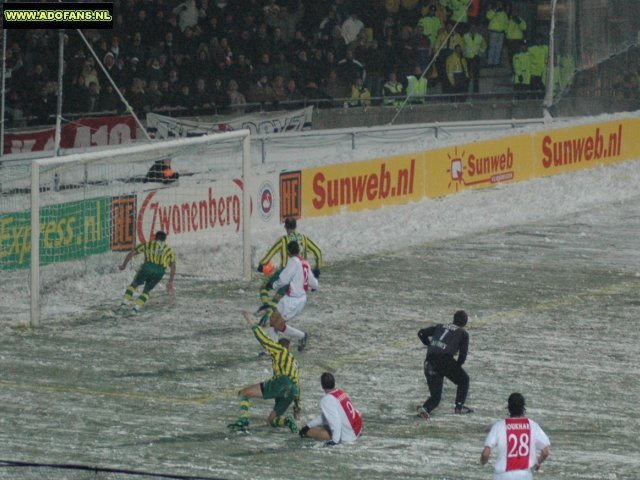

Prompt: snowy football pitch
xmin=1 ymin=192 xmax=639 ymax=479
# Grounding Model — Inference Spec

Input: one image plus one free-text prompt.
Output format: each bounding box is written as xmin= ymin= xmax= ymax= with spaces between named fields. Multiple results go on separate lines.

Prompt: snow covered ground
xmin=1 ymin=114 xmax=640 ymax=479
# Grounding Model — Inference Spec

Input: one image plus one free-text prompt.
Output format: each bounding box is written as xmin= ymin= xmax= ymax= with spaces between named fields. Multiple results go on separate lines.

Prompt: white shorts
xmin=276 ymin=295 xmax=307 ymax=321
xmin=493 ymin=470 xmax=533 ymax=480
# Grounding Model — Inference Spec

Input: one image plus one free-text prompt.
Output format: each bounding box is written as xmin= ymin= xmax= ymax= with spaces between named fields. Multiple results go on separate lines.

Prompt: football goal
xmin=0 ymin=130 xmax=251 ymax=327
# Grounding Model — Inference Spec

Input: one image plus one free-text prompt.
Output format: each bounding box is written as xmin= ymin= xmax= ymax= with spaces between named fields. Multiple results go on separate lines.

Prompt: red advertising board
xmin=3 ymin=115 xmax=136 ymax=154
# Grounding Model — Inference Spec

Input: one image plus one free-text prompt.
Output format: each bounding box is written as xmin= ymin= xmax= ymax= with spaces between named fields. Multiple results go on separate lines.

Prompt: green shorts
xmin=132 ymin=263 xmax=165 ymax=293
xmin=261 ymin=376 xmax=299 ymax=416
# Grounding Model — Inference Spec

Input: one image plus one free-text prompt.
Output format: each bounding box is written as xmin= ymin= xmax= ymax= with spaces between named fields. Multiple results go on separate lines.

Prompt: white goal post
xmin=2 ymin=130 xmax=251 ymax=327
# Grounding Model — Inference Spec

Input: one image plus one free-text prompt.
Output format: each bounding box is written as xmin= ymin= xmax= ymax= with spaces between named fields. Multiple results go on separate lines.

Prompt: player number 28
xmin=507 ymin=433 xmax=530 ymax=458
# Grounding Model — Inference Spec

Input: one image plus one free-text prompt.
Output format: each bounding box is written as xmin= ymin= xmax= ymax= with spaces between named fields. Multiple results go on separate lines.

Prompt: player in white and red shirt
xmin=481 ymin=393 xmax=550 ymax=479
xmin=264 ymin=240 xmax=318 ymax=352
xmin=299 ymin=372 xmax=363 ymax=445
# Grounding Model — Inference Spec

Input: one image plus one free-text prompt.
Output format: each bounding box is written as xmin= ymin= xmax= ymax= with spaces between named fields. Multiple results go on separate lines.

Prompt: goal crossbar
xmin=28 ymin=130 xmax=252 ymax=327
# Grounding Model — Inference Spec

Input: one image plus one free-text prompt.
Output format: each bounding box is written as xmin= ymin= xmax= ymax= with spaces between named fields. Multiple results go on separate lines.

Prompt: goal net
xmin=0 ymin=130 xmax=251 ymax=326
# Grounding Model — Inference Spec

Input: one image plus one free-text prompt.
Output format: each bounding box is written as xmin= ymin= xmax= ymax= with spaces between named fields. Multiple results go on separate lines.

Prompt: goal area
xmin=0 ymin=130 xmax=251 ymax=326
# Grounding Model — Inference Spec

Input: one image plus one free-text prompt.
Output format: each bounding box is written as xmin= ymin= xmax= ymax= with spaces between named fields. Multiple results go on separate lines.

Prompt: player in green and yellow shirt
xmin=119 ymin=230 xmax=176 ymax=312
xmin=228 ymin=312 xmax=301 ymax=432
xmin=256 ymin=217 xmax=322 ymax=312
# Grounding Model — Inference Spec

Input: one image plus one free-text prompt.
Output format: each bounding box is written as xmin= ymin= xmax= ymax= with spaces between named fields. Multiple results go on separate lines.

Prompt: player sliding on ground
xmin=228 ymin=311 xmax=301 ymax=433
xmin=118 ymin=230 xmax=176 ymax=313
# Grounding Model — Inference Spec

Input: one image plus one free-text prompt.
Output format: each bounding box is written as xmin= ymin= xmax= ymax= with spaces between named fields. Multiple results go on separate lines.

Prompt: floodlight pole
xmin=543 ymin=0 xmax=557 ymax=117
xmin=54 ymin=30 xmax=65 ymax=156
xmin=1 ymin=29 xmax=7 ymax=159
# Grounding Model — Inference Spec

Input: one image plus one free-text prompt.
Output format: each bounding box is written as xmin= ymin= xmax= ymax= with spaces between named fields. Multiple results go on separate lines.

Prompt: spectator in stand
xmin=143 ymin=80 xmax=164 ymax=112
xmin=270 ymin=74 xmax=288 ymax=108
xmin=446 ymin=44 xmax=469 ymax=101
xmin=435 ymin=20 xmax=464 ymax=93
xmin=254 ymin=52 xmax=276 ymax=85
xmin=109 ymin=36 xmax=123 ymax=61
xmin=285 ymin=79 xmax=305 ymax=109
xmin=82 ymin=57 xmax=100 ymax=94
xmin=512 ymin=40 xmax=531 ymax=99
xmin=406 ymin=65 xmax=428 ymax=104
xmin=341 ymin=12 xmax=365 ymax=47
xmin=103 ymin=52 xmax=124 ymax=86
xmin=249 ymin=74 xmax=275 ymax=106
xmin=322 ymin=69 xmax=350 ymax=102
xmin=177 ymin=26 xmax=199 ymax=57
xmin=528 ymin=33 xmax=549 ymax=98
xmin=66 ymin=74 xmax=90 ymax=113
xmin=128 ymin=32 xmax=148 ymax=66
xmin=146 ymin=56 xmax=166 ymax=84
xmin=31 ymin=83 xmax=56 ymax=125
xmin=413 ymin=25 xmax=432 ymax=72
xmin=227 ymin=79 xmax=247 ymax=114
xmin=173 ymin=0 xmax=200 ymax=32
xmin=87 ymin=81 xmax=101 ymax=113
xmin=417 ymin=4 xmax=442 ymax=49
xmin=212 ymin=78 xmax=231 ymax=112
xmin=349 ymin=77 xmax=371 ymax=107
xmin=319 ymin=7 xmax=341 ymax=40
xmin=177 ymin=84 xmax=199 ymax=111
xmin=337 ymin=48 xmax=365 ymax=86
xmin=227 ymin=53 xmax=253 ymax=95
xmin=463 ymin=23 xmax=487 ymax=94
xmin=291 ymin=50 xmax=312 ymax=88
xmin=383 ymin=71 xmax=405 ymax=106
xmin=505 ymin=7 xmax=527 ymax=72
xmin=192 ymin=78 xmax=213 ymax=109
xmin=486 ymin=1 xmax=509 ymax=67
xmin=128 ymin=77 xmax=147 ymax=114
xmin=448 ymin=0 xmax=470 ymax=27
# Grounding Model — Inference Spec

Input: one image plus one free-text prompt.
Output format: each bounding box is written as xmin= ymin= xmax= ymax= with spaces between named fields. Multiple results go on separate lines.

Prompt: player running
xmin=228 ymin=311 xmax=301 ymax=433
xmin=118 ymin=230 xmax=176 ymax=313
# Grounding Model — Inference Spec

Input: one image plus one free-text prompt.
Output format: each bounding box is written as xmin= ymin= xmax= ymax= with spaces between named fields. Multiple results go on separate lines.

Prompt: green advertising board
xmin=0 ymin=197 xmax=110 ymax=270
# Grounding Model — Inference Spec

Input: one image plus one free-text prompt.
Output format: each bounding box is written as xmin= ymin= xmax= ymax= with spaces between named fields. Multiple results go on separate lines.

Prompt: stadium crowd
xmin=3 ymin=0 xmax=547 ymax=126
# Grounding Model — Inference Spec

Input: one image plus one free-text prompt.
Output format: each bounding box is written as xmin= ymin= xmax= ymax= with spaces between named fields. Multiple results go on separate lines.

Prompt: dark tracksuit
xmin=418 ymin=323 xmax=469 ymax=413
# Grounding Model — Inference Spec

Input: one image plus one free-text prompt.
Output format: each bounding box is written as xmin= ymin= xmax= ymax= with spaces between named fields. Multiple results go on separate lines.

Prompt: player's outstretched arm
xmin=166 ymin=262 xmax=176 ymax=294
xmin=241 ymin=311 xmax=255 ymax=327
xmin=119 ymin=250 xmax=138 ymax=271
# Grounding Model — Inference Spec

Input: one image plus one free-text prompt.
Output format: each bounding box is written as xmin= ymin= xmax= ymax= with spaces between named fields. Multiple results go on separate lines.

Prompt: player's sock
xmin=240 ymin=395 xmax=250 ymax=420
xmin=123 ymin=286 xmax=136 ymax=303
xmin=135 ymin=293 xmax=149 ymax=311
xmin=228 ymin=395 xmax=251 ymax=429
xmin=271 ymin=415 xmax=298 ymax=433
xmin=282 ymin=324 xmax=305 ymax=340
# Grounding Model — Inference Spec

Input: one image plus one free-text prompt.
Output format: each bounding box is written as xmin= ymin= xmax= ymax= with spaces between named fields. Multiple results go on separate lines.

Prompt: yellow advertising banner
xmin=532 ymin=118 xmax=640 ymax=177
xmin=425 ymin=135 xmax=534 ymax=198
xmin=301 ymin=153 xmax=425 ymax=217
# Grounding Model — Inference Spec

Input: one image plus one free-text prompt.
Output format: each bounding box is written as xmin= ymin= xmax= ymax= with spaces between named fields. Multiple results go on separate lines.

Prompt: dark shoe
xmin=284 ymin=415 xmax=298 ymax=433
xmin=228 ymin=417 xmax=249 ymax=430
xmin=298 ymin=333 xmax=308 ymax=352
xmin=454 ymin=405 xmax=474 ymax=414
xmin=416 ymin=406 xmax=430 ymax=421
